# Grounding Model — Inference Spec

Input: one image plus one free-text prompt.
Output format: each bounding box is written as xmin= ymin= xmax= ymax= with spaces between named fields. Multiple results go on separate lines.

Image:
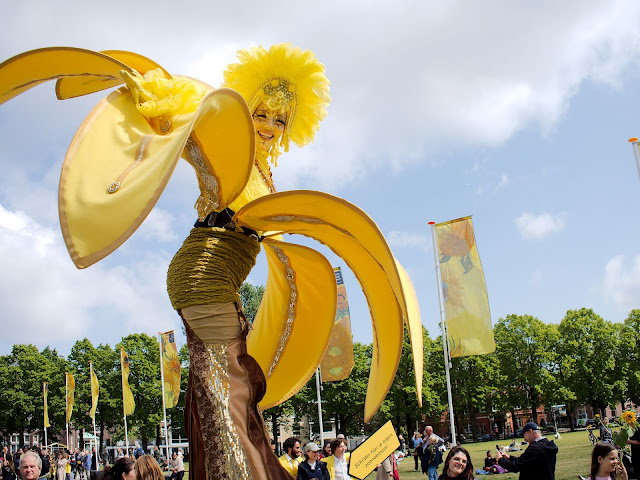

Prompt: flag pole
xmin=158 ymin=333 xmax=171 ymax=460
xmin=43 ymin=383 xmax=48 ymax=449
xmin=315 ymin=368 xmax=324 ymax=444
xmin=124 ymin=413 xmax=129 ymax=453
xmin=90 ymin=362 xmax=100 ymax=463
xmin=429 ymin=221 xmax=457 ymax=446
xmin=629 ymin=138 xmax=640 ymax=181
xmin=65 ymin=374 xmax=69 ymax=448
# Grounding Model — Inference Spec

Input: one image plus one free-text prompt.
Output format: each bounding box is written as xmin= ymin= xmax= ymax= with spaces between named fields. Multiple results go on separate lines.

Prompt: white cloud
xmin=0 ymin=204 xmax=179 ymax=354
xmin=1 ymin=1 xmax=640 ymax=191
xmin=497 ymin=174 xmax=510 ymax=189
xmin=602 ymin=255 xmax=640 ymax=313
xmin=515 ymin=212 xmax=567 ymax=240
xmin=387 ymin=230 xmax=430 ymax=250
xmin=136 ymin=208 xmax=179 ymax=243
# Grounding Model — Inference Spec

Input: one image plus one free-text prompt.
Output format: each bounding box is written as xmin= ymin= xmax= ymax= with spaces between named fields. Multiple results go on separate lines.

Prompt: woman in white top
xmin=321 ymin=439 xmax=354 ymax=480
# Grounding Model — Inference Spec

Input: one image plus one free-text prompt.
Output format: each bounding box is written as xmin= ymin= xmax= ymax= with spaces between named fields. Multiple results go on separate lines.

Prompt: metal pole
xmin=124 ymin=415 xmax=129 ymax=453
xmin=158 ymin=333 xmax=171 ymax=460
xmin=429 ymin=221 xmax=457 ymax=446
xmin=630 ymin=138 xmax=640 ymax=181
xmin=65 ymin=374 xmax=69 ymax=448
xmin=315 ymin=368 xmax=324 ymax=444
xmin=43 ymin=382 xmax=48 ymax=449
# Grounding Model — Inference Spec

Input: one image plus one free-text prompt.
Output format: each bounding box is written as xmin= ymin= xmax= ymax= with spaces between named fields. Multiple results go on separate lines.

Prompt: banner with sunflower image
xmin=435 ymin=216 xmax=495 ymax=357
xmin=160 ymin=330 xmax=181 ymax=408
xmin=320 ymin=267 xmax=355 ymax=381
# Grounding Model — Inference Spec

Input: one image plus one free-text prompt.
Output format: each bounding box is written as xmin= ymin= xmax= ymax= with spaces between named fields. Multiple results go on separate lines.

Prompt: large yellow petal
xmin=60 ymin=86 xmax=253 ymax=268
xmin=248 ymin=238 xmax=336 ymax=409
xmin=56 ymin=50 xmax=170 ymax=100
xmin=235 ymin=191 xmax=412 ymax=421
xmin=0 ymin=47 xmax=132 ymax=105
xmin=396 ymin=260 xmax=423 ymax=406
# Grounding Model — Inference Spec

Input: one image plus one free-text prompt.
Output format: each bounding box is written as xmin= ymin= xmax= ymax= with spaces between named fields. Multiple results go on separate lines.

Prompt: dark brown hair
xmin=443 ymin=446 xmax=474 ymax=480
xmin=103 ymin=457 xmax=135 ymax=480
xmin=590 ymin=443 xmax=618 ymax=480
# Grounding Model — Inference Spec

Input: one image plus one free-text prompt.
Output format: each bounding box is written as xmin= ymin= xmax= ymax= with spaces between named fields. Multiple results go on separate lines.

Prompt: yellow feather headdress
xmin=222 ymin=43 xmax=331 ymax=163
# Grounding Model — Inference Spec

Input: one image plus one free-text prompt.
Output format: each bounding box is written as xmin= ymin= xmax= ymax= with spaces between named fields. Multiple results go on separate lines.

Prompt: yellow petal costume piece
xmin=0 ymin=47 xmax=131 ymax=104
xmin=234 ymin=190 xmax=422 ymax=420
xmin=0 ymin=44 xmax=423 ymax=480
xmin=60 ymin=84 xmax=254 ymax=267
xmin=248 ymin=238 xmax=337 ymax=409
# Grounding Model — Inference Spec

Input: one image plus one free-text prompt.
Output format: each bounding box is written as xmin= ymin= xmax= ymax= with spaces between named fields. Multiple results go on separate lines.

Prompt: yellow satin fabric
xmin=235 ymin=190 xmax=422 ymax=421
xmin=247 ymin=238 xmax=336 ymax=409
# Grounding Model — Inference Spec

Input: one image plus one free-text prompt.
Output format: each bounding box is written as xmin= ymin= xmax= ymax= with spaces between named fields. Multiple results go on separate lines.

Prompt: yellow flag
xmin=320 ymin=267 xmax=355 ymax=381
xmin=435 ymin=216 xmax=495 ymax=357
xmin=120 ymin=348 xmax=135 ymax=415
xmin=66 ymin=373 xmax=75 ymax=423
xmin=43 ymin=382 xmax=50 ymax=428
xmin=89 ymin=361 xmax=99 ymax=419
xmin=160 ymin=331 xmax=181 ymax=408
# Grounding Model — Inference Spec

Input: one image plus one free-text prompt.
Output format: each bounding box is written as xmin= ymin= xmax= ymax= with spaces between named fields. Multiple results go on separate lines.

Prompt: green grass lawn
xmin=364 ymin=430 xmax=593 ymax=480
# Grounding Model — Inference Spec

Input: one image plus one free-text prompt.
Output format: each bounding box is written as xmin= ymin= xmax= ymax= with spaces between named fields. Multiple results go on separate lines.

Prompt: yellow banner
xmin=348 ymin=420 xmax=399 ymax=479
xmin=320 ymin=267 xmax=355 ymax=381
xmin=66 ymin=373 xmax=75 ymax=423
xmin=160 ymin=331 xmax=181 ymax=408
xmin=43 ymin=382 xmax=50 ymax=428
xmin=120 ymin=348 xmax=135 ymax=415
xmin=89 ymin=361 xmax=99 ymax=419
xmin=435 ymin=216 xmax=495 ymax=357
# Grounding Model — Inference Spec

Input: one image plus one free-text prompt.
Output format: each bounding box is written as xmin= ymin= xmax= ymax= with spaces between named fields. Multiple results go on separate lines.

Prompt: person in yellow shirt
xmin=321 ymin=439 xmax=354 ymax=480
xmin=279 ymin=437 xmax=302 ymax=476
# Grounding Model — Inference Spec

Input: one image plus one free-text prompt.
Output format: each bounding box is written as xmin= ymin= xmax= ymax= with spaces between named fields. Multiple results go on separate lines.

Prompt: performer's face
xmin=252 ymin=102 xmax=286 ymax=151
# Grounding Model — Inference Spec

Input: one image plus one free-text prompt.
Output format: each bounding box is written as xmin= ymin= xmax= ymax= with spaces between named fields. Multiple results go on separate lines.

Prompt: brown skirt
xmin=182 ymin=306 xmax=293 ymax=480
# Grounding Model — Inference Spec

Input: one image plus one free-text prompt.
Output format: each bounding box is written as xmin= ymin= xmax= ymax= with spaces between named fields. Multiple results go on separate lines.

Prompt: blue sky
xmin=1 ymin=1 xmax=640 ymax=355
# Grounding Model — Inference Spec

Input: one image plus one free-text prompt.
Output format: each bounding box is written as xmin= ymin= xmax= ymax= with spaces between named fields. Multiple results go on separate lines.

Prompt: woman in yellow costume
xmin=0 ymin=44 xmax=424 ymax=480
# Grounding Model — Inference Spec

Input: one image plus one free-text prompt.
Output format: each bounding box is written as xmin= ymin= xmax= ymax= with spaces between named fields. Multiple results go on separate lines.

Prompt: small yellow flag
xmin=320 ymin=267 xmax=355 ymax=381
xmin=160 ymin=331 xmax=181 ymax=408
xmin=89 ymin=361 xmax=99 ymax=419
xmin=435 ymin=216 xmax=495 ymax=357
xmin=43 ymin=382 xmax=50 ymax=428
xmin=120 ymin=348 xmax=135 ymax=416
xmin=66 ymin=373 xmax=75 ymax=423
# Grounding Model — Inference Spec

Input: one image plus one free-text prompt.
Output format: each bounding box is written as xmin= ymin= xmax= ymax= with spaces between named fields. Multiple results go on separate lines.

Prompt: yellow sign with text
xmin=348 ymin=421 xmax=399 ymax=479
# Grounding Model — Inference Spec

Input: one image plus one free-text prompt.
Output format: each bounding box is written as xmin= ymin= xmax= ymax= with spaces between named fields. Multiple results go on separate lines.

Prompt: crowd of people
xmin=275 ymin=433 xmax=403 ymax=480
xmin=0 ymin=445 xmax=185 ymax=480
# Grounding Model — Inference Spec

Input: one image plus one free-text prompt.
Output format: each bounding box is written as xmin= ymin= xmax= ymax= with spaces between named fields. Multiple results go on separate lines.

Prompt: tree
xmin=118 ymin=334 xmax=164 ymax=450
xmin=494 ymin=314 xmax=557 ymax=423
xmin=92 ymin=344 xmax=121 ymax=453
xmin=386 ymin=327 xmax=445 ymax=438
xmin=239 ymin=282 xmax=265 ymax=323
xmin=448 ymin=351 xmax=501 ymax=441
xmin=621 ymin=310 xmax=640 ymax=405
xmin=0 ymin=344 xmax=67 ymax=446
xmin=558 ymin=308 xmax=620 ymax=415
xmin=67 ymin=339 xmax=99 ymax=448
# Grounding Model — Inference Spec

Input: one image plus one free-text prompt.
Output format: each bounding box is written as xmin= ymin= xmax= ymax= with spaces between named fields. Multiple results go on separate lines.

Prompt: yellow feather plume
xmin=222 ymin=43 xmax=330 ymax=154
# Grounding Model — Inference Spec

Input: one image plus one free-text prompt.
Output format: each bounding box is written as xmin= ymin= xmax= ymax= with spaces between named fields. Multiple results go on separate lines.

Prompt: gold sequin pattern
xmin=263 ymin=215 xmax=355 ymax=238
xmin=188 ymin=330 xmax=252 ymax=480
xmin=186 ymin=137 xmax=221 ymax=221
xmin=267 ymin=245 xmax=297 ymax=377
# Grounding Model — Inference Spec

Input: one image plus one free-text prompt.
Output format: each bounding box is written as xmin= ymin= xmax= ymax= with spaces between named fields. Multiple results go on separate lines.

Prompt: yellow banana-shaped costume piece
xmin=0 ymin=47 xmax=254 ymax=268
xmin=235 ymin=190 xmax=423 ymax=420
